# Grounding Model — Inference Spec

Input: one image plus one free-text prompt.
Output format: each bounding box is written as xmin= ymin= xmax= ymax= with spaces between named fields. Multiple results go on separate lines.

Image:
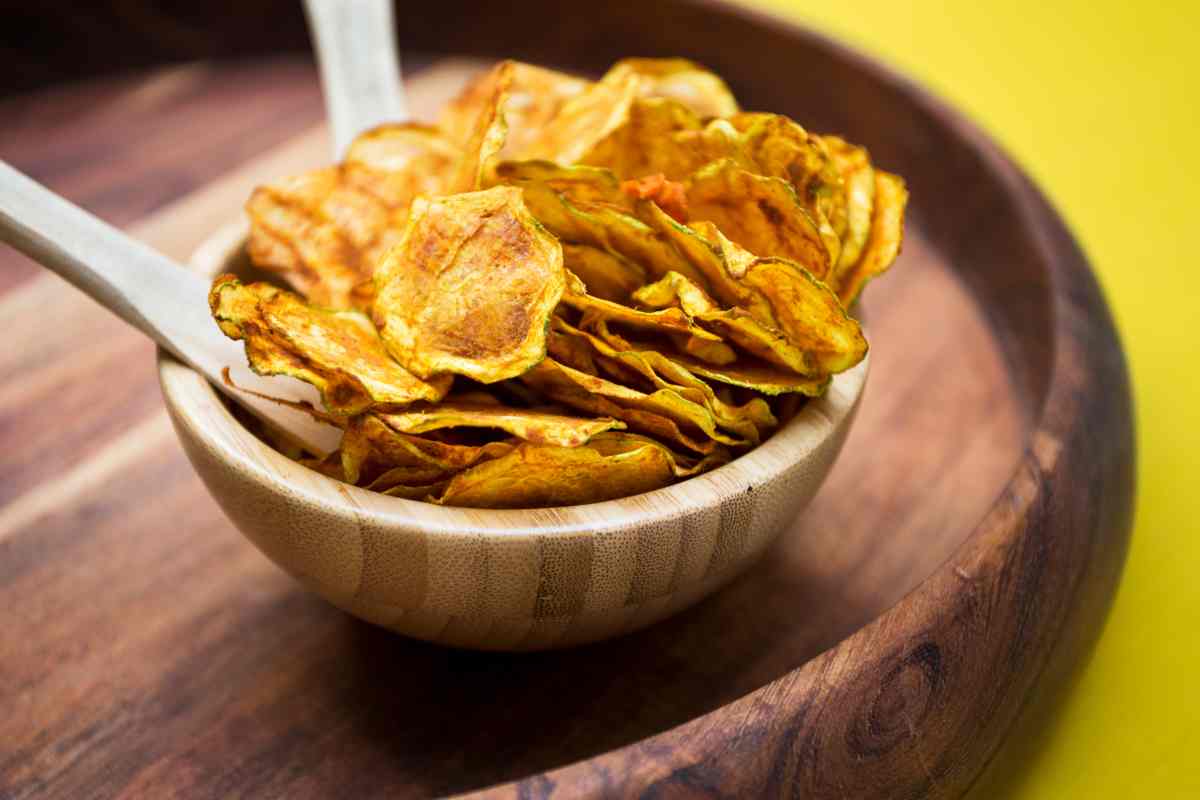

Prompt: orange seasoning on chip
xmin=620 ymin=174 xmax=689 ymax=223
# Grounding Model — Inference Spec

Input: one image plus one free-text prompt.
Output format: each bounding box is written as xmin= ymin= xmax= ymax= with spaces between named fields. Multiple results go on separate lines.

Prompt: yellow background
xmin=746 ymin=0 xmax=1200 ymax=796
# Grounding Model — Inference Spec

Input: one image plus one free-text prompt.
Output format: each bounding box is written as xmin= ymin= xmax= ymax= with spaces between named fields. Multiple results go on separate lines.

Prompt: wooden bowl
xmin=158 ymin=222 xmax=868 ymax=651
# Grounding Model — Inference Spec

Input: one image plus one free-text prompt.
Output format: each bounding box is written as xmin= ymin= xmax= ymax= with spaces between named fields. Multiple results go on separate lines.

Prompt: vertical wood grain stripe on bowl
xmin=355 ymin=523 xmax=428 ymax=608
xmin=669 ymin=513 xmax=723 ymax=590
xmin=486 ymin=535 xmax=542 ymax=618
xmin=706 ymin=491 xmax=758 ymax=577
xmin=535 ymin=535 xmax=594 ymax=618
xmin=626 ymin=521 xmax=685 ymax=605
xmin=580 ymin=530 xmax=641 ymax=614
xmin=421 ymin=531 xmax=488 ymax=616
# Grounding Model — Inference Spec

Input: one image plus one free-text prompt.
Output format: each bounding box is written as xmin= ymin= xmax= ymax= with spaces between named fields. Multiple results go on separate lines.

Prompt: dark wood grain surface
xmin=0 ymin=3 xmax=1133 ymax=797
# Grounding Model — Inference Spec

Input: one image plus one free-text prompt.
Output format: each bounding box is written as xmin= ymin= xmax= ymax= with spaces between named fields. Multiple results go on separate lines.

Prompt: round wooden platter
xmin=0 ymin=3 xmax=1133 ymax=798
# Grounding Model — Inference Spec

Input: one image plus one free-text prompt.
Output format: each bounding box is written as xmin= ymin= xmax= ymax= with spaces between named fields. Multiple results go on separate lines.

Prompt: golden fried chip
xmin=492 ymin=159 xmax=631 ymax=208
xmin=490 ymin=161 xmax=721 ymax=292
xmin=365 ymin=463 xmax=460 ymax=494
xmin=577 ymin=98 xmax=705 ymax=179
xmin=728 ymin=113 xmax=843 ymax=231
xmin=602 ymin=58 xmax=740 ymax=119
xmin=372 ymin=186 xmax=565 ymax=382
xmin=670 ymin=332 xmax=737 ymax=365
xmin=685 ymin=159 xmax=832 ymax=280
xmin=246 ymin=124 xmax=460 ymax=308
xmin=561 ymin=243 xmax=645 ymax=302
xmin=449 ymin=62 xmax=512 ymax=193
xmin=440 ymin=62 xmax=589 ymax=157
xmin=836 ymin=170 xmax=908 ymax=305
xmin=633 ymin=202 xmax=784 ymax=324
xmin=494 ymin=162 xmax=704 ymax=282
xmin=525 ymin=355 xmax=715 ymax=454
xmin=513 ymin=182 xmax=715 ymax=290
xmin=374 ymin=403 xmax=624 ymax=447
xmin=343 ymin=124 xmax=462 ymax=206
xmin=522 ymin=358 xmax=749 ymax=448
xmin=821 ymin=135 xmax=875 ymax=279
xmin=740 ymin=258 xmax=866 ymax=373
xmin=561 ymin=269 xmax=723 ymax=343
xmin=633 ymin=264 xmax=865 ymax=377
xmin=381 ymin=481 xmax=455 ymax=500
xmin=209 ymin=276 xmax=450 ymax=417
xmin=434 ymin=432 xmax=721 ymax=508
xmin=340 ymin=413 xmax=515 ymax=485
xmin=671 ymin=354 xmax=828 ymax=396
xmin=545 ymin=327 xmax=601 ymax=375
xmin=635 ymin=209 xmax=866 ymax=375
xmin=579 ymin=109 xmax=843 ymax=266
xmin=558 ymin=318 xmax=774 ymax=440
xmin=521 ymin=68 xmax=642 ymax=163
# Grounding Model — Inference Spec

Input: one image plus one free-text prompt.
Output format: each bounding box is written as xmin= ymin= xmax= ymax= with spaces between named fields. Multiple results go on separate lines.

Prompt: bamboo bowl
xmin=157 ymin=224 xmax=868 ymax=651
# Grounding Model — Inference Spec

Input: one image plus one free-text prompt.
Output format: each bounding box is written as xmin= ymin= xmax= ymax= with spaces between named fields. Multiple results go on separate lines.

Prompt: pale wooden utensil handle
xmin=0 ymin=161 xmax=342 ymax=456
xmin=304 ymin=0 xmax=408 ymax=158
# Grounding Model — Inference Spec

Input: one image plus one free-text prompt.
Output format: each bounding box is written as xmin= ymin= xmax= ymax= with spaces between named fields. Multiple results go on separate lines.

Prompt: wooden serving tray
xmin=0 ymin=3 xmax=1133 ymax=797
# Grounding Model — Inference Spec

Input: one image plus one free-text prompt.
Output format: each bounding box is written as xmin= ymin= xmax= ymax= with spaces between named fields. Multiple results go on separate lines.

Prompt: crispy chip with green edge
xmin=556 ymin=317 xmax=774 ymax=440
xmin=365 ymin=463 xmax=460 ymax=494
xmin=602 ymin=58 xmax=740 ymax=118
xmin=521 ymin=69 xmax=641 ymax=164
xmin=645 ymin=214 xmax=865 ymax=375
xmin=246 ymin=124 xmax=460 ymax=308
xmin=685 ymin=160 xmax=832 ymax=280
xmin=821 ymin=135 xmax=876 ymax=281
xmin=434 ymin=433 xmax=724 ymax=508
xmin=738 ymin=258 xmax=866 ymax=373
xmin=343 ymin=124 xmax=462 ymax=207
xmin=448 ymin=62 xmax=512 ymax=193
xmin=516 ymin=186 xmax=715 ymax=290
xmin=209 ymin=276 xmax=450 ymax=417
xmin=670 ymin=332 xmax=737 ymax=365
xmin=583 ymin=112 xmax=746 ymax=182
xmin=440 ymin=62 xmax=589 ymax=158
xmin=561 ymin=269 xmax=723 ymax=343
xmin=633 ymin=202 xmax=771 ymax=318
xmin=578 ymin=98 xmax=705 ymax=180
xmin=728 ymin=113 xmax=843 ymax=237
xmin=491 ymin=159 xmax=630 ymax=208
xmin=837 ymin=171 xmax=908 ymax=306
xmin=546 ymin=327 xmax=601 ymax=374
xmin=491 ymin=161 xmax=720 ymax=292
xmin=633 ymin=266 xmax=864 ymax=377
xmin=586 ymin=319 xmax=777 ymax=430
xmin=562 ymin=243 xmax=645 ymax=302
xmin=373 ymin=403 xmax=624 ymax=447
xmin=372 ymin=186 xmax=565 ymax=382
xmin=522 ymin=358 xmax=743 ymax=450
xmin=674 ymin=355 xmax=829 ymax=396
xmin=579 ymin=110 xmax=843 ymax=268
xmin=726 ymin=114 xmax=831 ymax=185
xmin=340 ymin=414 xmax=515 ymax=485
